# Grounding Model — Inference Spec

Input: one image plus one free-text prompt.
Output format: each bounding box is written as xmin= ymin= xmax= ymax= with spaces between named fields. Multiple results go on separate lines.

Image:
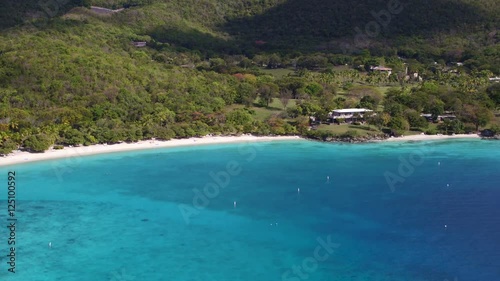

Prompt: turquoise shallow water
xmin=1 ymin=139 xmax=499 ymax=281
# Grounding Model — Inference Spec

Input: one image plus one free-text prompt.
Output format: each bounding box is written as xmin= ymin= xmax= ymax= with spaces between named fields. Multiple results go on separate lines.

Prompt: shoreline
xmin=0 ymin=133 xmax=490 ymax=167
xmin=307 ymin=132 xmax=484 ymax=143
xmin=383 ymin=133 xmax=481 ymax=142
xmin=0 ymin=135 xmax=301 ymax=167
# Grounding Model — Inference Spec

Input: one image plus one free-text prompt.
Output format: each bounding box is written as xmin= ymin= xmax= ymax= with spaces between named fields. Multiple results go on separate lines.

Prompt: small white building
xmin=420 ymin=113 xmax=456 ymax=122
xmin=132 ymin=42 xmax=147 ymax=47
xmin=370 ymin=66 xmax=392 ymax=76
xmin=329 ymin=108 xmax=373 ymax=123
xmin=489 ymin=77 xmax=500 ymax=83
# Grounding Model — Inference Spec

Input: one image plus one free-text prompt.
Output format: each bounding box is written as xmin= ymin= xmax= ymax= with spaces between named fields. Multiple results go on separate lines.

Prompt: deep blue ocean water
xmin=0 ymin=139 xmax=499 ymax=281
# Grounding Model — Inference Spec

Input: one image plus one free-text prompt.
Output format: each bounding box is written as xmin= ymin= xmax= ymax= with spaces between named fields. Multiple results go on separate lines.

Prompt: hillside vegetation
xmin=0 ymin=0 xmax=499 ymax=153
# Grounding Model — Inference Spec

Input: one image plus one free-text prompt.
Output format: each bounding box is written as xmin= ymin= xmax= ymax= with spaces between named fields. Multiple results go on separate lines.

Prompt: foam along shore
xmin=384 ymin=133 xmax=481 ymax=142
xmin=0 ymin=135 xmax=302 ymax=167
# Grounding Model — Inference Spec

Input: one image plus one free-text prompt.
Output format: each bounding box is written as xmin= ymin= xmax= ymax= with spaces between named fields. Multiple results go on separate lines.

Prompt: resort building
xmin=329 ymin=108 xmax=373 ymax=123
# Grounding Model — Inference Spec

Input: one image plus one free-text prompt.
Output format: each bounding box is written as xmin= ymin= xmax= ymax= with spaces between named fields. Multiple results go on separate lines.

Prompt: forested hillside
xmin=1 ymin=0 xmax=498 ymax=59
xmin=0 ymin=0 xmax=499 ymax=153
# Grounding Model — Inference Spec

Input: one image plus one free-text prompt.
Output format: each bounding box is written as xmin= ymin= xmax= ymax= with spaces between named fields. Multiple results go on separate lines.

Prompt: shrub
xmin=23 ymin=134 xmax=54 ymax=152
xmin=0 ymin=139 xmax=18 ymax=156
xmin=226 ymin=109 xmax=254 ymax=126
xmin=425 ymin=128 xmax=438 ymax=135
xmin=489 ymin=124 xmax=500 ymax=135
xmin=438 ymin=120 xmax=465 ymax=135
xmin=464 ymin=124 xmax=476 ymax=134
xmin=155 ymin=127 xmax=175 ymax=140
xmin=388 ymin=116 xmax=410 ymax=135
xmin=60 ymin=128 xmax=85 ymax=146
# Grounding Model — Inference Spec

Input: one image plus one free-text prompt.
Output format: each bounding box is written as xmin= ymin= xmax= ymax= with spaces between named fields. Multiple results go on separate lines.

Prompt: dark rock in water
xmin=141 ymin=219 xmax=149 ymax=222
xmin=480 ymin=129 xmax=495 ymax=137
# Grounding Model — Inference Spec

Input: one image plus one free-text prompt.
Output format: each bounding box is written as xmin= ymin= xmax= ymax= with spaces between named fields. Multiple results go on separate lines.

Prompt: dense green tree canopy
xmin=0 ymin=0 xmax=498 ymax=154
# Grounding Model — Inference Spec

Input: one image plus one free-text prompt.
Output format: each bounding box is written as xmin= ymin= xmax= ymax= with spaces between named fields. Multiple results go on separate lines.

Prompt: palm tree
xmin=9 ymin=121 xmax=18 ymax=131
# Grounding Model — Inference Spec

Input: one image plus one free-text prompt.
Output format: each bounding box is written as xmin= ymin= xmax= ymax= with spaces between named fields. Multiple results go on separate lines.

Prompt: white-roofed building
xmin=420 ymin=113 xmax=456 ymax=122
xmin=489 ymin=77 xmax=500 ymax=83
xmin=370 ymin=66 xmax=392 ymax=76
xmin=328 ymin=108 xmax=373 ymax=123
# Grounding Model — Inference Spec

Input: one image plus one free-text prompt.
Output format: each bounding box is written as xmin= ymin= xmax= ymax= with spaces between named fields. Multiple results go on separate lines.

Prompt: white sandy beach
xmin=0 ymin=135 xmax=301 ymax=167
xmin=385 ymin=133 xmax=481 ymax=142
xmin=0 ymin=133 xmax=488 ymax=167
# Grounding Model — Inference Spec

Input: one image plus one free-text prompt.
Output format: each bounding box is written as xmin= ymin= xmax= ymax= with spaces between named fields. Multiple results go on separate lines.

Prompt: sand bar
xmin=0 ymin=135 xmax=301 ymax=167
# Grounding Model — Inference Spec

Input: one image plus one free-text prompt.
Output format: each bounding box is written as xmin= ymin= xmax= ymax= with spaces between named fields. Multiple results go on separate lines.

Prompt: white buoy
xmin=48 ymin=242 xmax=52 ymax=248
xmin=444 ymin=225 xmax=447 ymax=228
xmin=438 ymin=162 xmax=441 ymax=166
xmin=234 ymin=201 xmax=237 ymax=208
xmin=447 ymin=184 xmax=450 ymax=187
xmin=297 ymin=188 xmax=300 ymax=194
